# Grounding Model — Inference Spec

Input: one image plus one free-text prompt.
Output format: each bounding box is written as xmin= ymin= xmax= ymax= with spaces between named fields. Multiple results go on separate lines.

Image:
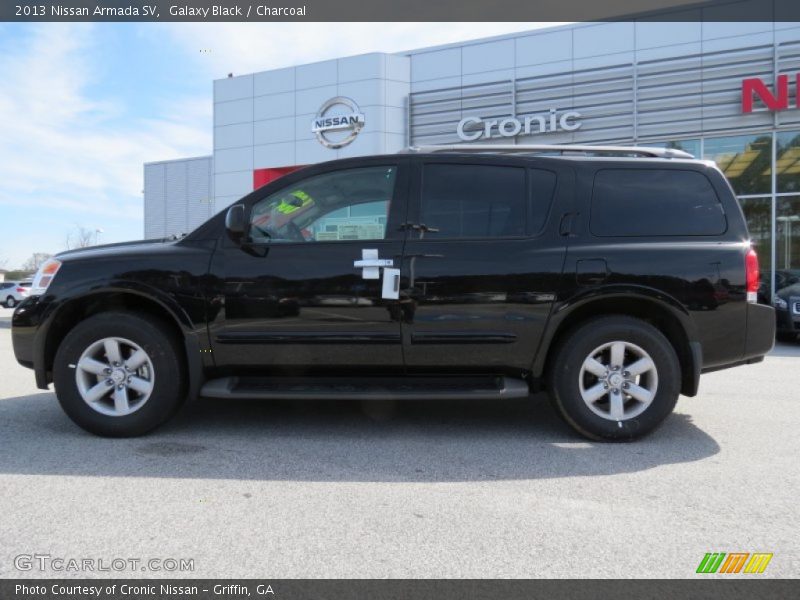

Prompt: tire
xmin=776 ymin=332 xmax=797 ymax=343
xmin=548 ymin=315 xmax=681 ymax=441
xmin=53 ymin=311 xmax=187 ymax=437
xmin=6 ymin=296 xmax=15 ymax=308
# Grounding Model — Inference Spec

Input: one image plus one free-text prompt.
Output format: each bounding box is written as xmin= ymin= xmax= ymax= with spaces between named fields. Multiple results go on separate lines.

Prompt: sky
xmin=0 ymin=22 xmax=563 ymax=270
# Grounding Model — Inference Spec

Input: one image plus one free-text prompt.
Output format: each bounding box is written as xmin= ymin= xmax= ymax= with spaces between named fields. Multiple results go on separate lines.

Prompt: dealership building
xmin=144 ymin=18 xmax=800 ymax=293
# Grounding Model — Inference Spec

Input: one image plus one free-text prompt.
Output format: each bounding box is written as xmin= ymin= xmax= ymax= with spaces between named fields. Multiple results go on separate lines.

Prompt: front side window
xmin=419 ymin=164 xmax=527 ymax=238
xmin=249 ymin=166 xmax=397 ymax=243
xmin=590 ymin=169 xmax=727 ymax=237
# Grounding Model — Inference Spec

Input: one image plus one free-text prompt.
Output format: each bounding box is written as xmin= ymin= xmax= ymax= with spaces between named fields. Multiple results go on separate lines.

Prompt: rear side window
xmin=420 ymin=164 xmax=526 ymax=238
xmin=590 ymin=169 xmax=727 ymax=237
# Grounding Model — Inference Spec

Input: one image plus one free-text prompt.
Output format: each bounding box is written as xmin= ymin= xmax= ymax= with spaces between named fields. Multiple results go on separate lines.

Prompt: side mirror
xmin=225 ymin=204 xmax=247 ymax=244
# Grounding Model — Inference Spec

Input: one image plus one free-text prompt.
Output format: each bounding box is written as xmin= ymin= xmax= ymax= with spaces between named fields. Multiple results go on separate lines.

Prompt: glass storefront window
xmin=644 ymin=139 xmax=701 ymax=158
xmin=739 ymin=197 xmax=773 ymax=299
xmin=776 ymin=196 xmax=800 ymax=291
xmin=704 ymin=134 xmax=772 ymax=195
xmin=775 ymin=131 xmax=800 ymax=194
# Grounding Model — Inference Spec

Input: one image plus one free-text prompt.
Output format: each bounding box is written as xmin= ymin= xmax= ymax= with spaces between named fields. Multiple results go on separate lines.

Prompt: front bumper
xmin=11 ymin=295 xmax=52 ymax=388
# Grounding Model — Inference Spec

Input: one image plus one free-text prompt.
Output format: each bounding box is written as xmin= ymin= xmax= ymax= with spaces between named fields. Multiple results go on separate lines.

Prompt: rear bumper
xmin=699 ymin=302 xmax=774 ymax=376
xmin=701 ymin=355 xmax=764 ymax=374
xmin=744 ymin=301 xmax=775 ymax=359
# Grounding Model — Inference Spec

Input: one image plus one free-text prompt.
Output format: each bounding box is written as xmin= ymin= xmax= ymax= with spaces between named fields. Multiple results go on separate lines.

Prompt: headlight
xmin=773 ymin=296 xmax=788 ymax=310
xmin=30 ymin=258 xmax=62 ymax=296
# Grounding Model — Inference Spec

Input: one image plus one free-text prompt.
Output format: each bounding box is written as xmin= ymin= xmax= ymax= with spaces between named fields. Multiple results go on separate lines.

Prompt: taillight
xmin=745 ymin=246 xmax=759 ymax=303
xmin=16 ymin=287 xmax=26 ymax=293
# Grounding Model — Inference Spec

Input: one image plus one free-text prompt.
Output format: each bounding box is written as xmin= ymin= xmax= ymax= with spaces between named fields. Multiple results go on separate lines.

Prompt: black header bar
xmin=3 ymin=0 xmax=800 ymax=22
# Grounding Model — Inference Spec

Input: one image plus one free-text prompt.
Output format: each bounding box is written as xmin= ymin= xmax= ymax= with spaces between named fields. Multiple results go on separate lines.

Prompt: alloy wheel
xmin=74 ymin=337 xmax=155 ymax=417
xmin=578 ymin=340 xmax=659 ymax=421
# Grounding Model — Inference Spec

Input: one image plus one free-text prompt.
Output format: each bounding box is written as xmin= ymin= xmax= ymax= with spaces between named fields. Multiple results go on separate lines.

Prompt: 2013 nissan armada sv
xmin=12 ymin=145 xmax=775 ymax=440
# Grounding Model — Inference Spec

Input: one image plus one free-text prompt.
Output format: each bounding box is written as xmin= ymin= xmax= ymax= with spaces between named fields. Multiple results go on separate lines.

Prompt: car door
xmin=398 ymin=156 xmax=570 ymax=373
xmin=208 ymin=158 xmax=410 ymax=372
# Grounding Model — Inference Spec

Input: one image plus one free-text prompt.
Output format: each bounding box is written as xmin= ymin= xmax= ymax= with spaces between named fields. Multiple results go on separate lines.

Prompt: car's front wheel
xmin=548 ymin=315 xmax=681 ymax=441
xmin=6 ymin=296 xmax=16 ymax=308
xmin=53 ymin=311 xmax=187 ymax=437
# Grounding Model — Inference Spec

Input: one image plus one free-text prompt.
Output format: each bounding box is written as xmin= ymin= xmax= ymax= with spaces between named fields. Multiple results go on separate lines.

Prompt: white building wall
xmin=144 ymin=16 xmax=800 ymax=228
xmin=406 ymin=19 xmax=799 ymax=146
xmin=212 ymin=52 xmax=410 ymax=208
xmin=143 ymin=156 xmax=213 ymax=239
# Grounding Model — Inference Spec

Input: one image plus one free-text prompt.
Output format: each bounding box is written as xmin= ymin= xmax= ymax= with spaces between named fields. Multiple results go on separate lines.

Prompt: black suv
xmin=12 ymin=145 xmax=775 ymax=440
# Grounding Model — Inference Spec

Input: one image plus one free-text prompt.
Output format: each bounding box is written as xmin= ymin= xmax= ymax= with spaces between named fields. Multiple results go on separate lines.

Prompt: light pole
xmin=95 ymin=228 xmax=104 ymax=246
xmin=776 ymin=215 xmax=800 ymax=269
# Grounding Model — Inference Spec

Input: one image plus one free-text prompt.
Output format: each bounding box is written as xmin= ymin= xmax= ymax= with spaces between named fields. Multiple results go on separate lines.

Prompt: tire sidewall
xmin=53 ymin=312 xmax=185 ymax=437
xmin=550 ymin=317 xmax=681 ymax=441
xmin=7 ymin=296 xmax=15 ymax=308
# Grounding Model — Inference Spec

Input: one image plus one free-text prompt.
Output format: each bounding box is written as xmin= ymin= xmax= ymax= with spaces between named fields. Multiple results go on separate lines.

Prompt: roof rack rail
xmin=401 ymin=144 xmax=694 ymax=159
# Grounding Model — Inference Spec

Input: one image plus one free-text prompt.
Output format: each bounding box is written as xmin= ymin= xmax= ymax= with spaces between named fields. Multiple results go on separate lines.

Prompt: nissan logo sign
xmin=311 ymin=97 xmax=365 ymax=149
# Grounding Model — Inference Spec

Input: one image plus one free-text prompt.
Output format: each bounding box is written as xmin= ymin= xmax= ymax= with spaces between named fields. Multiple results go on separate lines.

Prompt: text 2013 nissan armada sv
xmin=12 ymin=145 xmax=775 ymax=440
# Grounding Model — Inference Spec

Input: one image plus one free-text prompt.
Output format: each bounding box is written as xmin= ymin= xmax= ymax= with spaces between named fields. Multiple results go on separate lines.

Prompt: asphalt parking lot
xmin=0 ymin=305 xmax=798 ymax=579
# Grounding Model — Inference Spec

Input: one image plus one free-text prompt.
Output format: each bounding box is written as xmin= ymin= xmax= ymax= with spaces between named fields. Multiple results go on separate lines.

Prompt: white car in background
xmin=1 ymin=281 xmax=32 ymax=308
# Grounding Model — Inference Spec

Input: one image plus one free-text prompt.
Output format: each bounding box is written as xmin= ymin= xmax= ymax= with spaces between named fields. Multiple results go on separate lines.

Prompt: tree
xmin=22 ymin=253 xmax=52 ymax=272
xmin=4 ymin=270 xmax=32 ymax=280
xmin=65 ymin=225 xmax=96 ymax=250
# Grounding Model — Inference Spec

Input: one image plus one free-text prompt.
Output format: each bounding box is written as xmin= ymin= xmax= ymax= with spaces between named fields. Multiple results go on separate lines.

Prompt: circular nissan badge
xmin=311 ymin=97 xmax=365 ymax=149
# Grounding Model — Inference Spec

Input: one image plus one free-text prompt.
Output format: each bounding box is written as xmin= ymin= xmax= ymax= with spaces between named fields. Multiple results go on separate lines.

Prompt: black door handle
xmin=559 ymin=213 xmax=577 ymax=236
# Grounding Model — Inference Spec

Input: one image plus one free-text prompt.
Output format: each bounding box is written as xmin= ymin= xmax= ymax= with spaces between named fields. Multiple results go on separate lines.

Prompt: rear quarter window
xmin=590 ymin=168 xmax=727 ymax=237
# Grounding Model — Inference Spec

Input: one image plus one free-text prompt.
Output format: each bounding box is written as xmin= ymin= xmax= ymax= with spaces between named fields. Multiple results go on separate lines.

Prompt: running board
xmin=200 ymin=375 xmax=530 ymax=401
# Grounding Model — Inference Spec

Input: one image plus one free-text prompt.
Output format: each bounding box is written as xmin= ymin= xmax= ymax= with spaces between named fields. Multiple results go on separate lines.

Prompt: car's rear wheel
xmin=6 ymin=296 xmax=16 ymax=308
xmin=53 ymin=311 xmax=186 ymax=437
xmin=548 ymin=316 xmax=681 ymax=441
